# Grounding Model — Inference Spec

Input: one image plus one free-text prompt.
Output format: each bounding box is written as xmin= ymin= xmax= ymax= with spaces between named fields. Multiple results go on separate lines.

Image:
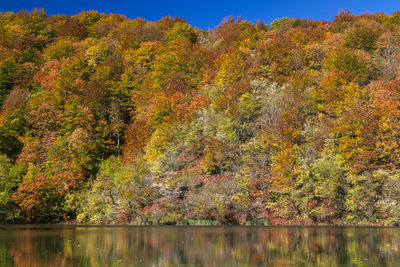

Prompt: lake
xmin=0 ymin=225 xmax=399 ymax=266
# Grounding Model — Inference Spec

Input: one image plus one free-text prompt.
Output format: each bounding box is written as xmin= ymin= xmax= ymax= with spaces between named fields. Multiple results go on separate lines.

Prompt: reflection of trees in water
xmin=1 ymin=226 xmax=400 ymax=266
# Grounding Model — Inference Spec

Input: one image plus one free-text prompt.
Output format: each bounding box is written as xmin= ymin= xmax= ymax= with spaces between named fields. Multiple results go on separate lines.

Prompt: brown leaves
xmin=370 ymin=80 xmax=400 ymax=168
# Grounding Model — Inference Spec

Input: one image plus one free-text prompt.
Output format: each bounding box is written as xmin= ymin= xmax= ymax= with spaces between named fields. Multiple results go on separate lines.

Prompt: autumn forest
xmin=1 ymin=9 xmax=400 ymax=225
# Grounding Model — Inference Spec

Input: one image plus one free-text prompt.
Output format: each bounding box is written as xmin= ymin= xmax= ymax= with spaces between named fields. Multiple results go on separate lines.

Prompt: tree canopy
xmin=1 ymin=9 xmax=400 ymax=225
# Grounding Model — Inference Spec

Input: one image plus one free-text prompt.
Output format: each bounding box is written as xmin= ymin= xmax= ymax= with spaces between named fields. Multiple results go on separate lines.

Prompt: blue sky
xmin=2 ymin=0 xmax=399 ymax=29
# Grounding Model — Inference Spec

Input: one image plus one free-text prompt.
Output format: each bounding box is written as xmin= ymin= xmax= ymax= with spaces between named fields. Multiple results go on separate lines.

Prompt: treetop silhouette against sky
xmin=2 ymin=0 xmax=400 ymax=28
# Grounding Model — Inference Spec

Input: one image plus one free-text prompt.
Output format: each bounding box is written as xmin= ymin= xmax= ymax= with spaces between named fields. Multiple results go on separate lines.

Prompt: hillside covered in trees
xmin=1 ymin=9 xmax=400 ymax=225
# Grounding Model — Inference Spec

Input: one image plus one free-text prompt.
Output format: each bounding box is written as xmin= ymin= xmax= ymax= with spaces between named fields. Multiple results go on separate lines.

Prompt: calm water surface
xmin=0 ymin=225 xmax=400 ymax=266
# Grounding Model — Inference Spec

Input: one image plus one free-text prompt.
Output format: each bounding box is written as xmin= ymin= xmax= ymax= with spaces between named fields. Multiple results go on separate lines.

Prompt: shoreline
xmin=2 ymin=221 xmax=399 ymax=227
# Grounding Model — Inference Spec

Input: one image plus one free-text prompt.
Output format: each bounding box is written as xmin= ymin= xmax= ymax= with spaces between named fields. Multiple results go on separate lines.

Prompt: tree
xmin=0 ymin=60 xmax=15 ymax=106
xmin=215 ymin=50 xmax=246 ymax=87
xmin=164 ymin=22 xmax=197 ymax=43
xmin=0 ymin=154 xmax=25 ymax=222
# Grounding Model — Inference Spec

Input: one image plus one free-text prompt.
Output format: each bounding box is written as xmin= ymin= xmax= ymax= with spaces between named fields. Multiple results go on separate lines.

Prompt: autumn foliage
xmin=1 ymin=9 xmax=400 ymax=225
